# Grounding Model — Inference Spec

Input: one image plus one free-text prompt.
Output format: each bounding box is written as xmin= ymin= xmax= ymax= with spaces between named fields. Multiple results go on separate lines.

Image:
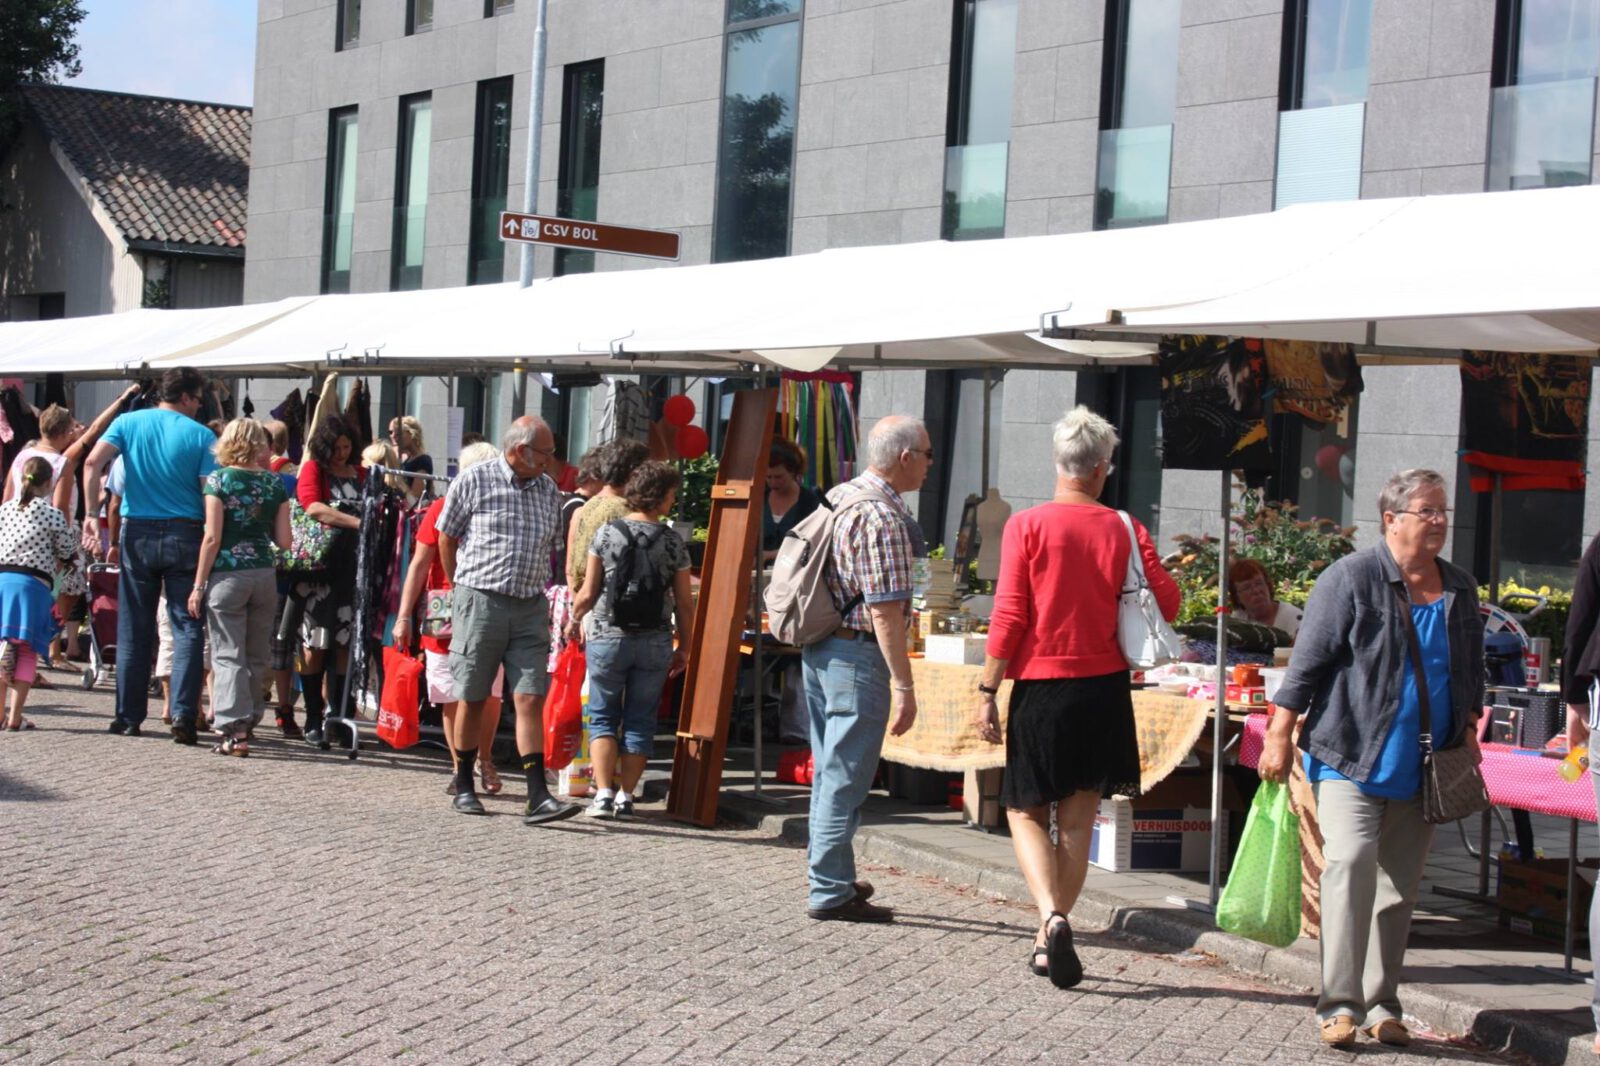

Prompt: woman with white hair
xmin=974 ymin=405 xmax=1179 ymax=989
xmin=1259 ymin=468 xmax=1483 ymax=1048
xmin=393 ymin=441 xmax=506 ymax=796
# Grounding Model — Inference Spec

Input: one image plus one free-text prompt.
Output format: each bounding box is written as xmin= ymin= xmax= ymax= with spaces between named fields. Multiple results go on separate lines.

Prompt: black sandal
xmin=1045 ymin=912 xmax=1082 ymax=989
xmin=1029 ymin=944 xmax=1049 ymax=976
xmin=276 ymin=709 xmax=303 ymax=739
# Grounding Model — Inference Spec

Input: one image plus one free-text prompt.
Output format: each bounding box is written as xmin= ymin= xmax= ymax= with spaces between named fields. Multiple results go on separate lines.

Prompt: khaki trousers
xmin=1313 ymin=778 xmax=1434 ymax=1025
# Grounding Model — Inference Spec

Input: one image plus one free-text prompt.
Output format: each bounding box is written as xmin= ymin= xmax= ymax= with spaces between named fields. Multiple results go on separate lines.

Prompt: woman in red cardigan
xmin=974 ymin=405 xmax=1180 ymax=990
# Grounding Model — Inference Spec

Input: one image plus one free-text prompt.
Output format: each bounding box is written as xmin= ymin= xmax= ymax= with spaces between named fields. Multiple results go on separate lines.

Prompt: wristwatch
xmin=976 ymin=682 xmax=999 ymax=697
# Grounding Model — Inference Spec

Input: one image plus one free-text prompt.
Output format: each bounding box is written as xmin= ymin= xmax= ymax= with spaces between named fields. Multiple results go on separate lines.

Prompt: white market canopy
xmin=2 ymin=185 xmax=1596 ymax=378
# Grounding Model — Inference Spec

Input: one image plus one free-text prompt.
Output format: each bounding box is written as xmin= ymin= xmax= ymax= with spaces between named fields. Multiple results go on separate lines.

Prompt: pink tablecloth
xmin=1237 ymin=715 xmax=1598 ymax=823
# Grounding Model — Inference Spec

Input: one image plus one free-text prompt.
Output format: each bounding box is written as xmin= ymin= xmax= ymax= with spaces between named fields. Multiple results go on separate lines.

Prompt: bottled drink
xmin=1558 ymin=745 xmax=1589 ymax=783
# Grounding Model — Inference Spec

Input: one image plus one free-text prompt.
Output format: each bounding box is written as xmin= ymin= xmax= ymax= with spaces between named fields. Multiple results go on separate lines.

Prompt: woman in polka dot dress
xmin=0 ymin=457 xmax=77 ymax=730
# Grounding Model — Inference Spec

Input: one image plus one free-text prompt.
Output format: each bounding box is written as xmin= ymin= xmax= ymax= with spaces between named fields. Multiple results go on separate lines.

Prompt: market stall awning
xmin=1046 ymin=185 xmax=1600 ymax=355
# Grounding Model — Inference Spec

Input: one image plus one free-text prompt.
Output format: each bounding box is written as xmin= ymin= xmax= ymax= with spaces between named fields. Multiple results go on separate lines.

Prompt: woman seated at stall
xmin=761 ymin=438 xmax=821 ymax=563
xmin=1228 ymin=558 xmax=1302 ymax=640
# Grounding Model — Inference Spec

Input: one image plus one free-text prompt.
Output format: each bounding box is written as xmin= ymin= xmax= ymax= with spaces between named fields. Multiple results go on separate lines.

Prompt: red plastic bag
xmin=377 ymin=646 xmax=423 ymax=750
xmin=544 ymin=642 xmax=585 ymax=771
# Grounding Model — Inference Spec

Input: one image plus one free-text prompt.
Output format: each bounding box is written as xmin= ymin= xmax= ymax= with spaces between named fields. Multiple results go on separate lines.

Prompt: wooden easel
xmin=667 ymin=388 xmax=777 ymax=826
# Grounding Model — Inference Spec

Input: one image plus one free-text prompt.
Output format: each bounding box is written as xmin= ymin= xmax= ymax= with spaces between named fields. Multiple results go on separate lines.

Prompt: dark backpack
xmin=605 ymin=520 xmax=669 ymax=632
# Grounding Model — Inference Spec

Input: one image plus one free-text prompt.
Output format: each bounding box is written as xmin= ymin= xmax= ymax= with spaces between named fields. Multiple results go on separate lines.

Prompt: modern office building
xmin=245 ymin=0 xmax=1600 ymax=582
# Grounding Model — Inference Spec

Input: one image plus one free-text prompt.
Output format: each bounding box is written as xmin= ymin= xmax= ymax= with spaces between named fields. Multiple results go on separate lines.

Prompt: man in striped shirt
xmin=803 ymin=415 xmax=930 ymax=923
xmin=436 ymin=415 xmax=579 ymax=825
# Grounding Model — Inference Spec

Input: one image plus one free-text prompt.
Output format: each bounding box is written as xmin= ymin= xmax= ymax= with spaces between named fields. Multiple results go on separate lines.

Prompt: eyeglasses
xmin=1102 ymin=460 xmax=1116 ymax=477
xmin=522 ymin=442 xmax=556 ymax=460
xmin=907 ymin=448 xmax=935 ymax=461
xmin=1397 ymin=507 xmax=1450 ymax=523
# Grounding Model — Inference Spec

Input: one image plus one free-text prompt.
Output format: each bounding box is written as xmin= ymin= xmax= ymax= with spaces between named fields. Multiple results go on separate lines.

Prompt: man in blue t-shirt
xmin=82 ymin=368 xmax=218 ymax=744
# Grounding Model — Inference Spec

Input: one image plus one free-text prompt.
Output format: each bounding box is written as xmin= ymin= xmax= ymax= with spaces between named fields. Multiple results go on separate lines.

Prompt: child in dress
xmin=0 ymin=457 xmax=77 ymax=730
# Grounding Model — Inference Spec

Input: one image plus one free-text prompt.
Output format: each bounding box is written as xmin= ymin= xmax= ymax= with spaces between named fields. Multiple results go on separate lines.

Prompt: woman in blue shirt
xmin=1259 ymin=469 xmax=1484 ymax=1050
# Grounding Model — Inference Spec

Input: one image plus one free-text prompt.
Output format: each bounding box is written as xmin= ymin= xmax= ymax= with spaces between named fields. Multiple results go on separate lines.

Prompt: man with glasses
xmin=82 ymin=368 xmax=217 ymax=744
xmin=435 ymin=415 xmax=578 ymax=824
xmin=802 ymin=415 xmax=931 ymax=922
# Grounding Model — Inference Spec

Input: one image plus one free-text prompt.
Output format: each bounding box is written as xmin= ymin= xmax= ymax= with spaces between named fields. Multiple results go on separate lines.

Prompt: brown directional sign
xmin=498 ymin=211 xmax=680 ymax=261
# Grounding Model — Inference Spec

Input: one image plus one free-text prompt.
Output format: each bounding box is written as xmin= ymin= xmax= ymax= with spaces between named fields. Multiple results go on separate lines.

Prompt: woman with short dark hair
xmin=566 ymin=460 xmax=693 ymax=820
xmin=763 ymin=437 xmax=821 ymax=561
xmin=1228 ymin=557 xmax=1302 ymax=639
xmin=293 ymin=415 xmax=365 ymax=745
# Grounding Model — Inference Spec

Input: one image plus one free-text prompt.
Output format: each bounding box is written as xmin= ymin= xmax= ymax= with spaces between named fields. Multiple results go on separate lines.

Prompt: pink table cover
xmin=1237 ymin=714 xmax=1597 ymax=823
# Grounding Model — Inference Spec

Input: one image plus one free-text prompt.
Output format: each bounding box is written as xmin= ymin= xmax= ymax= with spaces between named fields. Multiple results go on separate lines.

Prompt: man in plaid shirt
xmin=436 ymin=415 xmax=579 ymax=825
xmin=803 ymin=415 xmax=930 ymax=923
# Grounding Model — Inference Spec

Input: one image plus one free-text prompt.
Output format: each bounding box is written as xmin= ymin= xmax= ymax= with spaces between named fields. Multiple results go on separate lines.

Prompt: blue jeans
xmin=801 ymin=634 xmax=891 ymax=910
xmin=585 ymin=630 xmax=673 ymax=756
xmin=116 ymin=519 xmax=205 ymax=728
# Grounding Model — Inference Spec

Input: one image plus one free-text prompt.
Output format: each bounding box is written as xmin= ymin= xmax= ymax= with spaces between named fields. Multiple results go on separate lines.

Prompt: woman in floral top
xmin=188 ymin=419 xmax=291 ymax=756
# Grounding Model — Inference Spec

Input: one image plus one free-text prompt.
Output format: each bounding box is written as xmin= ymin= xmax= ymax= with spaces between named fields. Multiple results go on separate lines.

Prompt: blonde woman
xmin=0 ymin=456 xmax=77 ymax=730
xmin=389 ymin=415 xmax=432 ymax=498
xmin=188 ymin=419 xmax=292 ymax=756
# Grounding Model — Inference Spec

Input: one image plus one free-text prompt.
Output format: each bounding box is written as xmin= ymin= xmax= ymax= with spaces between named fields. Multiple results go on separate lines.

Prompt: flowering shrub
xmin=1166 ymin=487 xmax=1356 ymax=624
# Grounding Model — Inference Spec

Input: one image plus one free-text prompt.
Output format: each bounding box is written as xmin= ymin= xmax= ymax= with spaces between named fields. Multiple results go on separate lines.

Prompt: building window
xmin=336 ymin=0 xmax=361 ymax=50
xmin=1488 ymin=0 xmax=1600 ymax=190
xmin=942 ymin=0 xmax=1018 ymax=241
xmin=469 ymin=77 xmax=514 ymax=285
xmin=392 ymin=94 xmax=432 ymax=291
xmin=485 ymin=0 xmax=514 ymax=15
xmin=1094 ymin=0 xmax=1180 ymax=229
xmin=407 ymin=0 xmax=433 ymax=34
xmin=1273 ymin=0 xmax=1371 ymax=208
xmin=1262 ymin=405 xmax=1359 ymax=527
xmin=555 ymin=60 xmax=605 ymax=277
xmin=322 ymin=107 xmax=359 ymax=294
xmin=1077 ymin=368 xmax=1162 ymax=530
xmin=713 ymin=1 xmax=803 ymax=263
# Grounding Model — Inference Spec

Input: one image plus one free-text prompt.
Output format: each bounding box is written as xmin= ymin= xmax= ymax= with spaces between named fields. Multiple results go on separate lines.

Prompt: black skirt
xmin=1001 ymin=671 xmax=1142 ymax=810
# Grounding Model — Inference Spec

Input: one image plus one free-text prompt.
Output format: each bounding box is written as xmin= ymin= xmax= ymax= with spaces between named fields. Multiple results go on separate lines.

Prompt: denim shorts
xmin=585 ymin=630 xmax=673 ymax=756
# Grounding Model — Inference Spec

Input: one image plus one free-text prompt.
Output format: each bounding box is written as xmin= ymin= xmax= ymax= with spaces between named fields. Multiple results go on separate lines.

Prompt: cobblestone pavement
xmin=1 ymin=687 xmax=1524 ymax=1065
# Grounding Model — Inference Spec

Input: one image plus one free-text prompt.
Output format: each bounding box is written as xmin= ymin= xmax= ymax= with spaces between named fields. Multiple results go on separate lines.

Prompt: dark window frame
xmin=485 ymin=0 xmax=515 ymax=15
xmin=1099 ymin=0 xmax=1134 ymax=129
xmin=392 ymin=93 xmax=432 ymax=292
xmin=407 ymin=0 xmax=433 ymax=35
xmin=555 ymin=59 xmax=605 ymax=277
xmin=711 ymin=0 xmax=805 ymax=263
xmin=336 ymin=0 xmax=361 ymax=51
xmin=321 ymin=106 xmax=359 ymax=295
xmin=468 ymin=76 xmax=515 ymax=286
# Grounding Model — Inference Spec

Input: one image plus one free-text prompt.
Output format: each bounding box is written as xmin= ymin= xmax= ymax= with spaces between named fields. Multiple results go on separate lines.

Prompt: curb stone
xmin=720 ymin=792 xmax=1591 ymax=1065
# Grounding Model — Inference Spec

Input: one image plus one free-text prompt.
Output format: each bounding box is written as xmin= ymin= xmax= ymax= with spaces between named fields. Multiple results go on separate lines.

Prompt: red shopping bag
xmin=377 ymin=646 xmax=423 ymax=750
xmin=544 ymin=642 xmax=585 ymax=771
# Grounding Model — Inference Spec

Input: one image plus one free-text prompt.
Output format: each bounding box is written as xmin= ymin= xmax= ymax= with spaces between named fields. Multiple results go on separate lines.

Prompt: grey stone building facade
xmin=245 ymin=0 xmax=1600 ymax=583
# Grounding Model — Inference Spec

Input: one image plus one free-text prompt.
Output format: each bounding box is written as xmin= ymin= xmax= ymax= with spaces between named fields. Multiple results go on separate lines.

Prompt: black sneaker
xmin=303 ymin=726 xmax=325 ymax=747
xmin=583 ymin=795 xmax=617 ymax=820
xmin=614 ymin=796 xmax=635 ymax=819
xmin=452 ymin=791 xmax=487 ymax=816
xmin=107 ymin=719 xmax=141 ymax=737
xmin=524 ymin=796 xmax=581 ymax=825
xmin=171 ymin=720 xmax=198 ymax=746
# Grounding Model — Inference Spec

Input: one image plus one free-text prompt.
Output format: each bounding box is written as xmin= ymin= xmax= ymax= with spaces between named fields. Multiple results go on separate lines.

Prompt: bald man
xmin=435 ymin=415 xmax=578 ymax=824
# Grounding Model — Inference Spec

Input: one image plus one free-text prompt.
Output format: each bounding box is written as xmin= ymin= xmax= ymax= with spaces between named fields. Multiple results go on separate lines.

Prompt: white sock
xmin=617 ymin=790 xmax=634 ymax=805
xmin=595 ymin=788 xmax=616 ymax=801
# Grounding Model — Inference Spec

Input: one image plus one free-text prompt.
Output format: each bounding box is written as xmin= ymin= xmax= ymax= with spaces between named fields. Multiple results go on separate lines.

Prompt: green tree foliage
xmin=0 ymin=0 xmax=86 ymax=153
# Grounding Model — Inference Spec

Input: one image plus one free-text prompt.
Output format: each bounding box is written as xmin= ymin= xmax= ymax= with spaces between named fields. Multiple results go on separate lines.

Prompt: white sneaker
xmin=584 ymin=794 xmax=616 ymax=820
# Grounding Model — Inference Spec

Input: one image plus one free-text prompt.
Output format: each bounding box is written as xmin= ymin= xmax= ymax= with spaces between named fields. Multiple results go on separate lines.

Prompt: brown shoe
xmin=852 ymin=880 xmax=874 ymax=902
xmin=1364 ymin=1019 xmax=1410 ymax=1047
xmin=808 ymin=893 xmax=893 ymax=923
xmin=1320 ymin=1016 xmax=1357 ymax=1048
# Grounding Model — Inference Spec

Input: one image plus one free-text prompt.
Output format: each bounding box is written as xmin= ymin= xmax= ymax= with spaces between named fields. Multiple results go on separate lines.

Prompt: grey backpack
xmin=764 ymin=484 xmax=889 ymax=646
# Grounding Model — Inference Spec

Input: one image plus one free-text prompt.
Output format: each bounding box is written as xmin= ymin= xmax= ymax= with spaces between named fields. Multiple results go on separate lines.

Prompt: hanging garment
xmin=1263 ymin=341 xmax=1362 ymax=425
xmin=0 ymin=388 xmax=39 ymax=481
xmin=271 ymin=388 xmax=306 ymax=462
xmin=1157 ymin=335 xmax=1274 ymax=472
xmin=344 ymin=378 xmax=374 ymax=448
xmin=599 ymin=380 xmax=650 ymax=444
xmin=1460 ymin=351 xmax=1590 ymax=492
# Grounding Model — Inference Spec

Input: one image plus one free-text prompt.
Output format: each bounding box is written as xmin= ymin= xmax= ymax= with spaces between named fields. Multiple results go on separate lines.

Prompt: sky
xmin=65 ymin=1 xmax=256 ymax=106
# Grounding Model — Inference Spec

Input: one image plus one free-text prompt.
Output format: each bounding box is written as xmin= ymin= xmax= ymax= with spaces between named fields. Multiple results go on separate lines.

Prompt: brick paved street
xmin=1 ymin=686 xmax=1524 ymax=1065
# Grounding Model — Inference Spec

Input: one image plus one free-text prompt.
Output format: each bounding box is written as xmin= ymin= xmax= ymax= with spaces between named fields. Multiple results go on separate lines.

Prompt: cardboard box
xmin=962 ymin=767 xmax=1004 ymax=828
xmin=922 ymin=634 xmax=987 ymax=665
xmin=1090 ymin=800 xmax=1224 ymax=872
xmin=1225 ymin=684 xmax=1267 ymax=706
xmin=1496 ymin=855 xmax=1598 ymax=943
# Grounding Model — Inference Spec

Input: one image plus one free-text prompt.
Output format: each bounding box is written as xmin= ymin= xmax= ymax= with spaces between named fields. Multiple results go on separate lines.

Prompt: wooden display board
xmin=667 ymin=388 xmax=777 ymax=826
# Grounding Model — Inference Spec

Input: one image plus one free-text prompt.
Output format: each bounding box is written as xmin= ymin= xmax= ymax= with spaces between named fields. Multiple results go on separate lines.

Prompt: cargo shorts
xmin=447 ymin=585 xmax=550 ymax=703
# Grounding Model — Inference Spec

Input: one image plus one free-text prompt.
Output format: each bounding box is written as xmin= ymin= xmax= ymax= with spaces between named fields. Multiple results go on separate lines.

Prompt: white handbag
xmin=1116 ymin=510 xmax=1182 ymax=669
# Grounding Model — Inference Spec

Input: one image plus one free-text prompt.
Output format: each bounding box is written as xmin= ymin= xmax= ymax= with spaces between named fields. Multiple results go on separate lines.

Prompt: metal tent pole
xmin=1209 ymin=471 xmax=1231 ymax=908
xmin=1489 ymin=472 xmax=1503 ymax=605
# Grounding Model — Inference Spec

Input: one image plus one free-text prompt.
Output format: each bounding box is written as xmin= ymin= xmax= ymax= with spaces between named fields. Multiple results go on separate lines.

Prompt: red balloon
xmin=1314 ymin=443 xmax=1347 ymax=481
xmin=675 ymin=423 xmax=709 ymax=460
xmin=663 ymin=395 xmax=696 ymax=427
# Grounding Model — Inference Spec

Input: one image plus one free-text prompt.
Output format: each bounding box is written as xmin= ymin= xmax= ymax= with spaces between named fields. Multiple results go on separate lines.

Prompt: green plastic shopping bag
xmin=1216 ymin=779 xmax=1301 ymax=948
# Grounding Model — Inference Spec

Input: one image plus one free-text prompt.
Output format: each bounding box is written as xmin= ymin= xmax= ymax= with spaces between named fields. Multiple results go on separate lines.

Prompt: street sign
xmin=498 ymin=211 xmax=680 ymax=261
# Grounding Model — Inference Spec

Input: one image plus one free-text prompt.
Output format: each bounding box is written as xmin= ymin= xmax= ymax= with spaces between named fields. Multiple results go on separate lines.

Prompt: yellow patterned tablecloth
xmin=879 ymin=661 xmax=1213 ymax=793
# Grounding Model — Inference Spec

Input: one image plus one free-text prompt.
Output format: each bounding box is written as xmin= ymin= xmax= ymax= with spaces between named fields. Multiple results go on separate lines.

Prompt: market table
xmin=879 ymin=664 xmax=1222 ymax=794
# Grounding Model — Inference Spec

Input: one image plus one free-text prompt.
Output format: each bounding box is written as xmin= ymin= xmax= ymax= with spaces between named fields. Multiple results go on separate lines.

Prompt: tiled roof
xmin=18 ymin=84 xmax=250 ymax=252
